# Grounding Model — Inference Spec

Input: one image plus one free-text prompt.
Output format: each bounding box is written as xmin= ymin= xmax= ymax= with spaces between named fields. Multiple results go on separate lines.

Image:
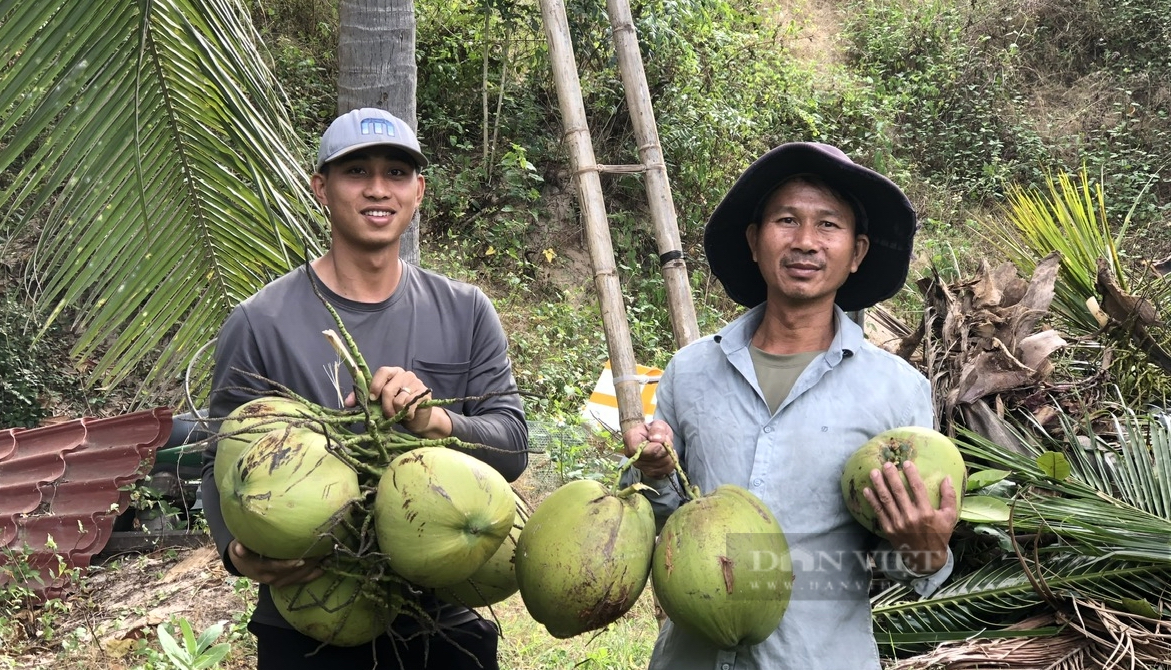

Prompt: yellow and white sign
xmin=581 ymin=360 xmax=662 ymax=432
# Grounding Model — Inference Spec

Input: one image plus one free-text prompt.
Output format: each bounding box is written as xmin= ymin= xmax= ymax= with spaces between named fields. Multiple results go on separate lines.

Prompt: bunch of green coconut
xmin=214 ymin=322 xmax=528 ymax=647
xmin=514 ymin=424 xmax=967 ymax=651
xmin=513 ymin=443 xmax=794 ymax=650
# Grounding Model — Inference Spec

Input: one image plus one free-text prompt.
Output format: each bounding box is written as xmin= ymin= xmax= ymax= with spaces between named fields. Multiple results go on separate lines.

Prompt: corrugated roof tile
xmin=0 ymin=408 xmax=173 ymax=599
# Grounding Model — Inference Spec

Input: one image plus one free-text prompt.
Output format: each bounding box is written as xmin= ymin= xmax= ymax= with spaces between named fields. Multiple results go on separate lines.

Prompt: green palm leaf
xmin=873 ymin=554 xmax=1170 ymax=651
xmin=959 ymin=414 xmax=1171 ymax=560
xmin=876 ymin=409 xmax=1171 ymax=653
xmin=0 ymin=0 xmax=326 ymax=397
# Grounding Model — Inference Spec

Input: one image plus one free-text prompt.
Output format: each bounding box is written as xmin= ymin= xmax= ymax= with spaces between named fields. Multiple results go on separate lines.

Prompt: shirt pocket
xmin=413 ymin=359 xmax=471 ymax=400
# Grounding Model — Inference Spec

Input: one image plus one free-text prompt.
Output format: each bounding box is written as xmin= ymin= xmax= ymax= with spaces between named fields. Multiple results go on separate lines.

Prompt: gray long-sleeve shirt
xmin=631 ymin=304 xmax=951 ymax=670
xmin=201 ymin=262 xmax=528 ymax=630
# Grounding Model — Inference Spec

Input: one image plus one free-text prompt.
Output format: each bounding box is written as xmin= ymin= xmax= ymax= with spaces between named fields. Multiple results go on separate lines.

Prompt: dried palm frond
xmin=889 ymin=599 xmax=1171 ymax=670
xmin=978 ymin=168 xmax=1171 ymax=407
xmin=909 ymin=252 xmax=1070 ymax=441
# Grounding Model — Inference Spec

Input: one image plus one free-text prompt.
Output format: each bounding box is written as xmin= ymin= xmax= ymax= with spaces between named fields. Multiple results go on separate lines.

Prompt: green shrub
xmin=0 ymin=294 xmax=82 ymax=428
xmin=843 ymin=0 xmax=1047 ymax=201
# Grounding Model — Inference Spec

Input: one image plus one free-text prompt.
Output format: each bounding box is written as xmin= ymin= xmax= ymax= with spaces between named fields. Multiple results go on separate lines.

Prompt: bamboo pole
xmin=606 ymin=0 xmax=700 ymax=348
xmin=539 ymin=0 xmax=645 ymax=432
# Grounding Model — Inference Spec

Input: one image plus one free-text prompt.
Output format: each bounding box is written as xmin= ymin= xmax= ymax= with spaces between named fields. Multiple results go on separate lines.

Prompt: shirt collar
xmin=717 ymin=303 xmax=863 ymax=363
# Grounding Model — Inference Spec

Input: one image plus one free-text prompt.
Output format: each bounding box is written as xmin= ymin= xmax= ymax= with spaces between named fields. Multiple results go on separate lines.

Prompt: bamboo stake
xmin=539 ymin=0 xmax=645 ymax=432
xmin=606 ymin=0 xmax=700 ymax=348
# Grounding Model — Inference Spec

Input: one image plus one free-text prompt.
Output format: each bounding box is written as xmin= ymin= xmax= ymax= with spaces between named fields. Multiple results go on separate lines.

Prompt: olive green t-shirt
xmin=750 ymin=346 xmax=823 ymax=414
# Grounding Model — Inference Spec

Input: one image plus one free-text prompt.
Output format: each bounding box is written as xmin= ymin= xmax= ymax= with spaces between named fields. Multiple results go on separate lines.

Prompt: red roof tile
xmin=0 ymin=408 xmax=173 ymax=598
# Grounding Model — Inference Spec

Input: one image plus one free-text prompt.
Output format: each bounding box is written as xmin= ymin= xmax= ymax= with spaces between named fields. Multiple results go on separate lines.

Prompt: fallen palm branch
xmin=889 ymin=600 xmax=1171 ymax=670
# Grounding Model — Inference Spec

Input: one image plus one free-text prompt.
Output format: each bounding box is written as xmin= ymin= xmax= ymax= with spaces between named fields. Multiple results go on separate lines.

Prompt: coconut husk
xmin=890 ymin=599 xmax=1171 ymax=670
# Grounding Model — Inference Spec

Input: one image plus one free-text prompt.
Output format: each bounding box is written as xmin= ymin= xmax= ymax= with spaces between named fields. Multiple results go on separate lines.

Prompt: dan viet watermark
xmin=723 ymin=533 xmax=949 ymax=602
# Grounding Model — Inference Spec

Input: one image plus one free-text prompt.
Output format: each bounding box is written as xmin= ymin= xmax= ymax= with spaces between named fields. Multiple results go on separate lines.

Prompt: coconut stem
xmin=613 ymin=484 xmax=647 ymax=498
xmin=612 ymin=442 xmax=645 ymax=495
xmin=662 ymin=441 xmax=701 ymax=500
xmin=308 ymin=268 xmax=375 ymax=399
xmin=324 ymin=328 xmax=394 ymax=463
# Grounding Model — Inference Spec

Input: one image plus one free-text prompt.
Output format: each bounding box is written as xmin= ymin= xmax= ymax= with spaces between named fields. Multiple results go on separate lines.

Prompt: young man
xmin=201 ymin=108 xmax=529 ymax=669
xmin=623 ymin=143 xmax=958 ymax=669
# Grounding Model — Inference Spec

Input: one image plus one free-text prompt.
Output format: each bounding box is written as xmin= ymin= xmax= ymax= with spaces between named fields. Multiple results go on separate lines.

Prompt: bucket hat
xmin=703 ymin=142 xmax=917 ymax=311
xmin=316 ymin=108 xmax=428 ymax=172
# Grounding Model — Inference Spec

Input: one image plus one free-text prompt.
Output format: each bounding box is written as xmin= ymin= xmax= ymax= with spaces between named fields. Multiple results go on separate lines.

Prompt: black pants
xmin=249 ymin=618 xmax=499 ymax=670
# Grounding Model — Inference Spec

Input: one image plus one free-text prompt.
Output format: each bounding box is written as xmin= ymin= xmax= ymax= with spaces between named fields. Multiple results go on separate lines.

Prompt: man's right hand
xmin=623 ymin=419 xmax=677 ymax=479
xmin=228 ymin=540 xmax=324 ymax=588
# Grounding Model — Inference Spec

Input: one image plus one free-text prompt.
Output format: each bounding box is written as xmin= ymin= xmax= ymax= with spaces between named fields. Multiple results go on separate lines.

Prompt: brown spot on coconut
xmin=220 ymin=426 xmax=360 ymax=560
xmin=213 ymin=396 xmax=315 ymax=492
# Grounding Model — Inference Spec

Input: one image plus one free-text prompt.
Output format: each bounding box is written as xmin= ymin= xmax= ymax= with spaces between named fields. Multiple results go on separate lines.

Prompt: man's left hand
xmin=864 ymin=460 xmax=958 ymax=575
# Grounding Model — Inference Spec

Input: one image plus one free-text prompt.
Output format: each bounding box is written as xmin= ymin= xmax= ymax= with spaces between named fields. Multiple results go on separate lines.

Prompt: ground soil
xmin=5 ymin=545 xmax=252 ymax=670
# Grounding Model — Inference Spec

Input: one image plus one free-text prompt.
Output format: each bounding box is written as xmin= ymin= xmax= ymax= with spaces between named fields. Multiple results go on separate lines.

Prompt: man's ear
xmin=851 ymin=234 xmax=870 ymax=273
xmin=310 ymin=173 xmax=329 ymax=206
xmin=746 ymin=223 xmax=760 ymax=263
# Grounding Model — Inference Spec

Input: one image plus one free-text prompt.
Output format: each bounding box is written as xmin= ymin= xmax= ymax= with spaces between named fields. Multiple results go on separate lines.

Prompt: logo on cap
xmin=360 ymin=118 xmax=397 ymax=137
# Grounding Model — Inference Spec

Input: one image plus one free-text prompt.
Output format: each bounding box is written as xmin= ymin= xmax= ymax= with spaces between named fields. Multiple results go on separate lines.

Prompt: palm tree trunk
xmin=337 ymin=0 xmax=421 ymax=265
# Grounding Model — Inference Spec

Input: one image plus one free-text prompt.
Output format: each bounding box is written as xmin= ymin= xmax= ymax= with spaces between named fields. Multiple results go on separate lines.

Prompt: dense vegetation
xmin=237 ymin=0 xmax=1171 ymax=426
xmin=1 ymin=0 xmax=1168 ymax=426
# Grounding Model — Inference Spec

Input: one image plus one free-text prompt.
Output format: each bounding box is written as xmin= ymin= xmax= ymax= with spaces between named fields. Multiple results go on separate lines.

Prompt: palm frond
xmin=979 ymin=167 xmax=1127 ymax=334
xmin=878 ymin=406 xmax=1171 ymax=656
xmin=0 ymin=0 xmax=326 ymax=397
xmin=957 ymin=413 xmax=1171 ymax=561
xmin=977 ymin=168 xmax=1171 ymax=405
xmin=873 ymin=554 xmax=1171 ymax=652
xmin=1060 ymin=411 xmax=1171 ymax=520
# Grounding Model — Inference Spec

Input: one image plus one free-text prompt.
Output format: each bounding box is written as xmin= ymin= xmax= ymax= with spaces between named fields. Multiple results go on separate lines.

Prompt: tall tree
xmin=337 ymin=0 xmax=421 ymax=265
xmin=0 ymin=0 xmax=323 ymax=397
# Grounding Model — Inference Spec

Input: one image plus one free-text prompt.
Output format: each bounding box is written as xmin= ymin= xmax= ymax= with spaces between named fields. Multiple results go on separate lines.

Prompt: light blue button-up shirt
xmin=632 ymin=305 xmax=952 ymax=670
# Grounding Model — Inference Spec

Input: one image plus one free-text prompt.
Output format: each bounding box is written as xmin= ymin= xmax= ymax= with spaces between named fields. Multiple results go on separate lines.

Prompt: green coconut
xmin=840 ymin=426 xmax=967 ymax=537
xmin=436 ymin=493 xmax=529 ymax=608
xmin=436 ymin=518 xmax=521 ymax=607
xmin=652 ymin=485 xmax=792 ymax=650
xmin=374 ymin=447 xmax=514 ymax=589
xmin=214 ymin=396 xmax=315 ymax=491
xmin=272 ymin=570 xmax=398 ymax=647
xmin=220 ymin=426 xmax=360 ymax=559
xmin=515 ymin=479 xmax=656 ymax=638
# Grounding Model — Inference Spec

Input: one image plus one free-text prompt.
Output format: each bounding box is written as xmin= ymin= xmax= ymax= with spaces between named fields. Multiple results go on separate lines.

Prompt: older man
xmin=624 ymin=143 xmax=958 ymax=669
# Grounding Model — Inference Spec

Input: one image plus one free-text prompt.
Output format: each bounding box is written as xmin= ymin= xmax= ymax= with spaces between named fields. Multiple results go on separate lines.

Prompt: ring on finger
xmin=396 ymin=387 xmax=412 ymax=396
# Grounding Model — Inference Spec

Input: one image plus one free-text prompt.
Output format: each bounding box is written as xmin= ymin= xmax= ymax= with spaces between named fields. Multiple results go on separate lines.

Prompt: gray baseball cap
xmin=315 ymin=108 xmax=429 ymax=172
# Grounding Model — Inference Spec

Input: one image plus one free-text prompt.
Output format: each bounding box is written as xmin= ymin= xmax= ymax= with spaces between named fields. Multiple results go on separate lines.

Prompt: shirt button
xmin=763 ymin=426 xmax=773 ymax=433
xmin=752 ymin=478 xmax=763 ymax=488
xmin=721 ymin=665 xmax=732 ymax=670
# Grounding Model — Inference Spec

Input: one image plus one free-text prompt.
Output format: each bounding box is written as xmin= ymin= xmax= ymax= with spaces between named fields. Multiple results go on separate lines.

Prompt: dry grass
xmin=0 ymin=542 xmax=657 ymax=670
xmin=491 ymin=590 xmax=658 ymax=670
